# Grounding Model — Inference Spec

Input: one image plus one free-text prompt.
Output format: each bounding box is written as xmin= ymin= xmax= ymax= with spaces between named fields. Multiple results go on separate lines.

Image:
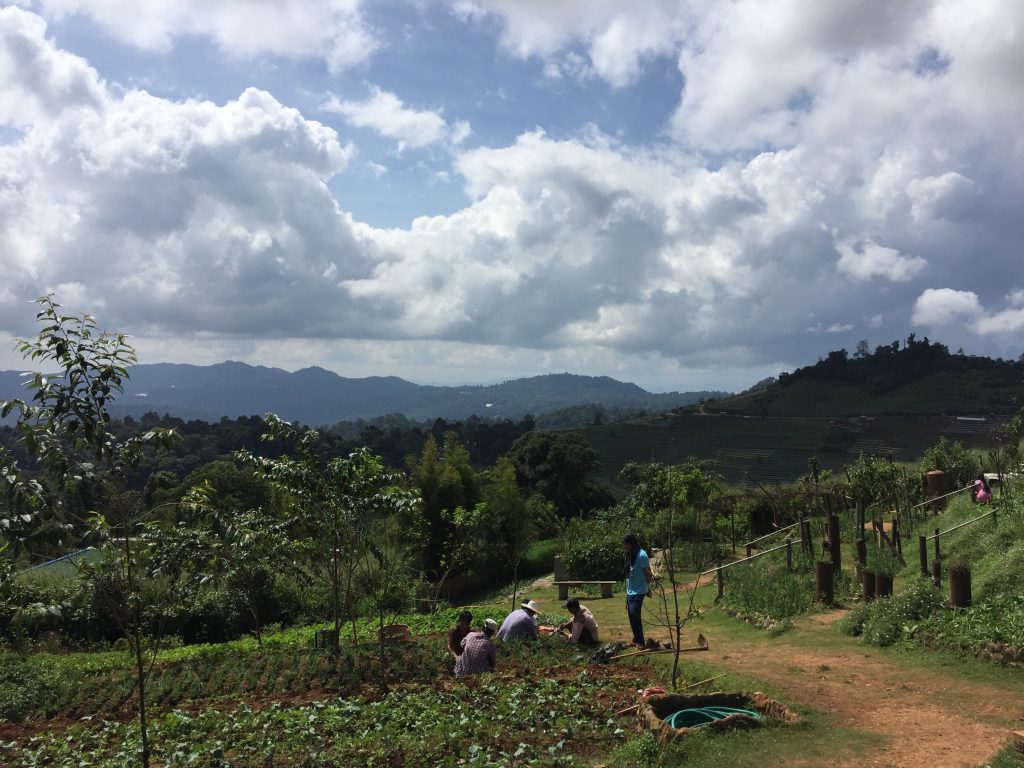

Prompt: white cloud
xmin=453 ymin=0 xmax=683 ymax=87
xmin=27 ymin=0 xmax=377 ymax=72
xmin=912 ymin=287 xmax=1024 ymax=336
xmin=0 ymin=11 xmax=363 ymax=339
xmin=836 ymin=239 xmax=926 ymax=282
xmin=911 ymin=289 xmax=983 ymax=325
xmin=322 ymin=87 xmax=470 ymax=149
xmin=0 ymin=6 xmax=105 ymax=126
xmin=973 ymin=307 xmax=1024 ymax=335
xmin=3 ymin=4 xmax=1024 ymax=383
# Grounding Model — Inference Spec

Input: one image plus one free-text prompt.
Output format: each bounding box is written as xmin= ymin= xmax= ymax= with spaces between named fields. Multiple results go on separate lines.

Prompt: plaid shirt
xmin=454 ymin=631 xmax=496 ymax=676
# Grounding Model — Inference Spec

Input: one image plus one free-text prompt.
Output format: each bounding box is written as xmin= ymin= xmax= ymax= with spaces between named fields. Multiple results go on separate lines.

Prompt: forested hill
xmin=0 ymin=362 xmax=726 ymax=425
xmin=705 ymin=337 xmax=1024 ymax=417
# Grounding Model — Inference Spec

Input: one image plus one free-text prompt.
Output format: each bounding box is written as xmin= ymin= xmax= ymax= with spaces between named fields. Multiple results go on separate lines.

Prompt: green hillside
xmin=705 ymin=339 xmax=1024 ymax=417
xmin=577 ymin=412 xmax=1006 ymax=488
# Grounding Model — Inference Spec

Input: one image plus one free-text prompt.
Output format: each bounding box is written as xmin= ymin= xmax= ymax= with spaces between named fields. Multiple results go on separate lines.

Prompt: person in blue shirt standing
xmin=623 ymin=533 xmax=653 ymax=648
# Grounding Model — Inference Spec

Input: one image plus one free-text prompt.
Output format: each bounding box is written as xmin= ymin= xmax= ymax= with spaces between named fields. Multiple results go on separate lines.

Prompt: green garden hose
xmin=663 ymin=706 xmax=763 ymax=729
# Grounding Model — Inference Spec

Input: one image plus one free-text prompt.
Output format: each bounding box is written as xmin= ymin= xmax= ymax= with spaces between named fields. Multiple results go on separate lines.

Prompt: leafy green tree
xmin=405 ymin=432 xmax=480 ymax=581
xmin=920 ymin=437 xmax=978 ymax=490
xmin=181 ymin=484 xmax=302 ymax=646
xmin=506 ymin=431 xmax=605 ymax=517
xmin=483 ymin=457 xmax=534 ymax=609
xmin=239 ymin=417 xmax=417 ymax=643
xmin=0 ymin=296 xmax=178 ymax=768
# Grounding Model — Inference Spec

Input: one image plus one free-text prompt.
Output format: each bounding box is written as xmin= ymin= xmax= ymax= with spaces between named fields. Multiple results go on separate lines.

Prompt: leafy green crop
xmin=3 ymin=672 xmax=630 ymax=767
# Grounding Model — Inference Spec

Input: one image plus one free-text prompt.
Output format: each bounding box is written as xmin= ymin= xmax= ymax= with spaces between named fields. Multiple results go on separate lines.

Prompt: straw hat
xmin=520 ymin=600 xmax=541 ymax=615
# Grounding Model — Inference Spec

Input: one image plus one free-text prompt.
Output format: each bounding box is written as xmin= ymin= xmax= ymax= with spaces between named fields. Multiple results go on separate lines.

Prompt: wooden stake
xmin=680 ymin=673 xmax=727 ymax=691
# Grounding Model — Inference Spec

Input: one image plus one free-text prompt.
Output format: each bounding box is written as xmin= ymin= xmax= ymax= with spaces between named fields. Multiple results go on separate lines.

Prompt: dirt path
xmin=603 ymin=608 xmax=1024 ymax=767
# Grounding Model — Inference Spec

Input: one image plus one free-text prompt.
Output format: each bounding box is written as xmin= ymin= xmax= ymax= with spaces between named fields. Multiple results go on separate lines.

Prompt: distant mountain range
xmin=0 ymin=362 xmax=728 ymax=425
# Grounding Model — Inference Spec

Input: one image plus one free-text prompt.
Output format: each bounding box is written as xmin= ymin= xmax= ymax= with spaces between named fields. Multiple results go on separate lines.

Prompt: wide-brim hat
xmin=521 ymin=600 xmax=541 ymax=614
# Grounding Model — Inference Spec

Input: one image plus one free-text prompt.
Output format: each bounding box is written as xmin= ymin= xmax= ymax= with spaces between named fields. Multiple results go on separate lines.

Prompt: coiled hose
xmin=663 ymin=706 xmax=763 ymax=729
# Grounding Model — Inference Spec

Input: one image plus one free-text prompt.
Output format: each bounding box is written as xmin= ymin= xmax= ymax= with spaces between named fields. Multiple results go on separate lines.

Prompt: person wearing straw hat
xmin=497 ymin=599 xmax=541 ymax=641
xmin=454 ymin=618 xmax=498 ymax=677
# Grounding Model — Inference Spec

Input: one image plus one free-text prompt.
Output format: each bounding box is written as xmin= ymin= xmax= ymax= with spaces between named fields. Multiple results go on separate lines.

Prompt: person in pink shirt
xmin=973 ymin=473 xmax=992 ymax=503
xmin=558 ymin=598 xmax=599 ymax=646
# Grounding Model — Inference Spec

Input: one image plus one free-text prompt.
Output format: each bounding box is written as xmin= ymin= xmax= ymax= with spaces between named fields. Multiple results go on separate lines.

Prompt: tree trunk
xmin=249 ymin=591 xmax=263 ymax=647
xmin=124 ymin=533 xmax=150 ymax=768
xmin=132 ymin=633 xmax=150 ymax=768
xmin=345 ymin=565 xmax=358 ymax=643
xmin=331 ymin=550 xmax=341 ymax=636
xmin=510 ymin=560 xmax=520 ymax=612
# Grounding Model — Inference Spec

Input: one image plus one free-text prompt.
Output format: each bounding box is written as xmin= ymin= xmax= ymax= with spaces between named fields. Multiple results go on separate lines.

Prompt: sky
xmin=0 ymin=1 xmax=1022 ymax=393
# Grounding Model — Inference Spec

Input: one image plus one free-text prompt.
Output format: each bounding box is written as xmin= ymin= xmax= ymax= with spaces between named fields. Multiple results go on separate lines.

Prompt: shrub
xmin=721 ymin=558 xmax=814 ymax=620
xmin=914 ymin=593 xmax=1024 ymax=650
xmin=920 ymin=437 xmax=978 ymax=489
xmin=837 ymin=577 xmax=945 ymax=646
xmin=561 ymin=520 xmax=623 ymax=580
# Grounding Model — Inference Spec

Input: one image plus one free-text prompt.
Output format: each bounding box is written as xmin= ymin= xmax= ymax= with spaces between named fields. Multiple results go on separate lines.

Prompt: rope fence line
xmin=925 ymin=507 xmax=1000 ymax=542
xmin=910 ymin=484 xmax=974 ymax=510
xmin=919 ymin=505 xmax=1002 ymax=579
xmin=740 ymin=520 xmax=800 ymax=550
xmin=698 ymin=540 xmax=794 ymax=578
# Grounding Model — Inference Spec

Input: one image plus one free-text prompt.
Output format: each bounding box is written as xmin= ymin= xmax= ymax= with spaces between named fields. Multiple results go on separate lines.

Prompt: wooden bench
xmin=554 ymin=580 xmax=615 ymax=600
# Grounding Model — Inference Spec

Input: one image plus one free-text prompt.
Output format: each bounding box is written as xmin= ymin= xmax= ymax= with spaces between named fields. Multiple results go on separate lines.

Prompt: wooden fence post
xmin=919 ymin=535 xmax=928 ymax=576
xmin=855 ymin=538 xmax=867 ymax=566
xmin=828 ymin=514 xmax=841 ymax=574
xmin=716 ymin=563 xmax=724 ymax=602
xmin=786 ymin=538 xmax=793 ymax=571
xmin=815 ymin=561 xmax=835 ymax=605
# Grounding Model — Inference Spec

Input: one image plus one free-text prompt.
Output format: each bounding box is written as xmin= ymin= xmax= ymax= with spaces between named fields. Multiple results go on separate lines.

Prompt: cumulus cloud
xmin=3 ymin=3 xmax=1024 ymax=383
xmin=913 ymin=287 xmax=1024 ymax=337
xmin=836 ymin=239 xmax=926 ymax=282
xmin=26 ymin=0 xmax=377 ymax=72
xmin=322 ymin=87 xmax=470 ymax=149
xmin=0 ymin=10 xmax=365 ymax=339
xmin=452 ymin=0 xmax=683 ymax=87
xmin=911 ymin=289 xmax=983 ymax=325
xmin=0 ymin=6 xmax=104 ymax=125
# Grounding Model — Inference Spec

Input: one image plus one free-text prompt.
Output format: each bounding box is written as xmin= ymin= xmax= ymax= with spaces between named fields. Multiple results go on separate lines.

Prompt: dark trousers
xmin=626 ymin=593 xmax=646 ymax=645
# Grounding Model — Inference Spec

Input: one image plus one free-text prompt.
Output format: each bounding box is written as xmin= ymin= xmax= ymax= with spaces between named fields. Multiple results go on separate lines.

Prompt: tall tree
xmin=483 ymin=457 xmax=534 ymax=609
xmin=239 ymin=417 xmax=416 ymax=643
xmin=406 ymin=431 xmax=480 ymax=580
xmin=506 ymin=431 xmax=605 ymax=517
xmin=0 ymin=295 xmax=177 ymax=768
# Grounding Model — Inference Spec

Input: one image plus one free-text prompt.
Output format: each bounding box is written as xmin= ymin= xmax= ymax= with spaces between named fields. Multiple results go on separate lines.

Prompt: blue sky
xmin=1 ymin=1 xmax=1022 ymax=392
